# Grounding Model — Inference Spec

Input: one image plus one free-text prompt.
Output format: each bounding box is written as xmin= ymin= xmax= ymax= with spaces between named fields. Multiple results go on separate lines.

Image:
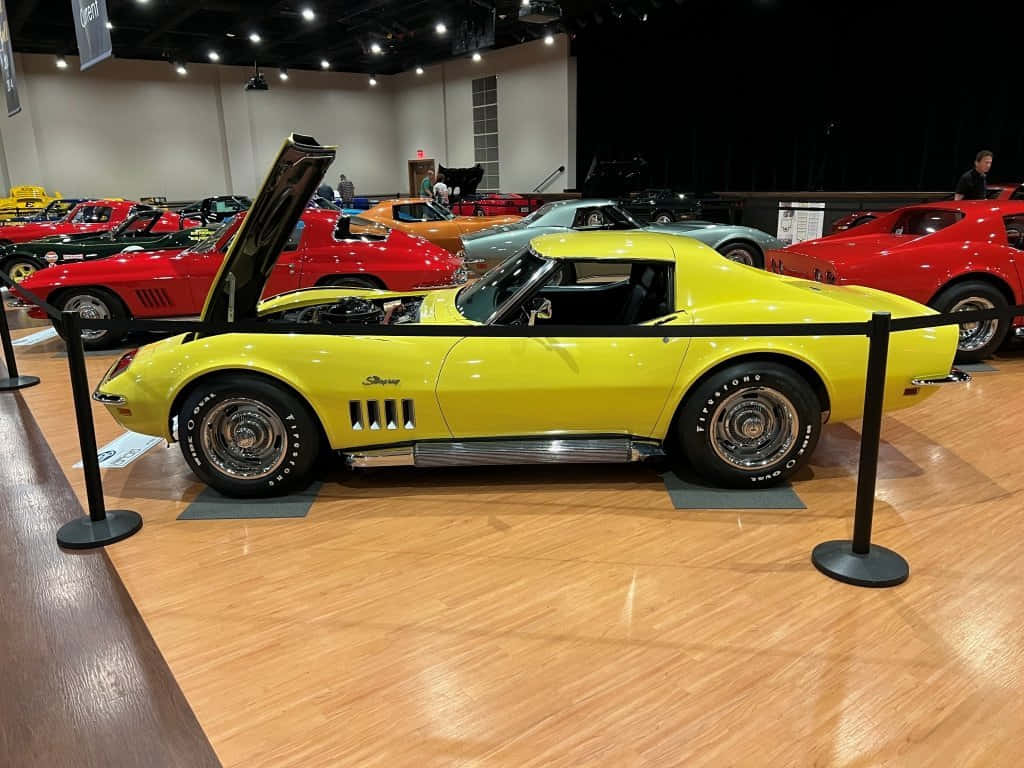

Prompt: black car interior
xmin=525 ymin=261 xmax=674 ymax=325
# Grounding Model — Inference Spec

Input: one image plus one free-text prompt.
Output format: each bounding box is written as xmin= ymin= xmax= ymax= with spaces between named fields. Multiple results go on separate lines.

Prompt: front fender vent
xmin=350 ymin=399 xmax=415 ymax=431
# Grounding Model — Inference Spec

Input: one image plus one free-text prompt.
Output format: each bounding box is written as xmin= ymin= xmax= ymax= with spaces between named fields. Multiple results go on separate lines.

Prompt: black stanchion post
xmin=811 ymin=311 xmax=909 ymax=587
xmin=0 ymin=294 xmax=40 ymax=391
xmin=56 ymin=310 xmax=142 ymax=549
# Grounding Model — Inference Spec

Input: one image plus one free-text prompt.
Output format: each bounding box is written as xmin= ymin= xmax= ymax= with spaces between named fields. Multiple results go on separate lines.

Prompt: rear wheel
xmin=58 ymin=288 xmax=127 ymax=349
xmin=5 ymin=257 xmax=43 ymax=284
xmin=474 ymin=206 xmax=486 ymax=217
xmin=930 ymin=281 xmax=1008 ymax=363
xmin=718 ymin=241 xmax=764 ymax=269
xmin=178 ymin=375 xmax=321 ymax=497
xmin=320 ymin=276 xmax=382 ymax=290
xmin=676 ymin=361 xmax=821 ymax=487
xmin=653 ymin=210 xmax=674 ymax=224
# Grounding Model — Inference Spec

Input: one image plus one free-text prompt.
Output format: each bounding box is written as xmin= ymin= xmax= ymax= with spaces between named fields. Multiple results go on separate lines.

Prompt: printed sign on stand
xmin=74 ymin=431 xmax=162 ymax=469
xmin=12 ymin=326 xmax=59 ymax=346
xmin=0 ymin=0 xmax=20 ymax=116
xmin=777 ymin=202 xmax=826 ymax=246
xmin=70 ymin=0 xmax=113 ymax=70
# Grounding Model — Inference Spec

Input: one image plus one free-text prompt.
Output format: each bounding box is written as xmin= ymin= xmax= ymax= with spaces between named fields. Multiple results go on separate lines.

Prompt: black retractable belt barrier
xmin=55 ymin=311 xmax=142 ymax=550
xmin=0 ymin=291 xmax=40 ymax=391
xmin=812 ymin=312 xmax=909 ymax=587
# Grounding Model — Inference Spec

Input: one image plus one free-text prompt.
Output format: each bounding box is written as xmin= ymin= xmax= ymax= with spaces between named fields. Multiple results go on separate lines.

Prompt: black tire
xmin=3 ymin=256 xmax=45 ymax=284
xmin=676 ymin=361 xmax=821 ymax=487
xmin=320 ymin=276 xmax=382 ymax=290
xmin=474 ymin=206 xmax=486 ymax=217
xmin=652 ymin=210 xmax=675 ymax=224
xmin=930 ymin=280 xmax=1009 ymax=363
xmin=57 ymin=287 xmax=127 ymax=350
xmin=717 ymin=241 xmax=765 ymax=269
xmin=179 ymin=375 xmax=321 ymax=497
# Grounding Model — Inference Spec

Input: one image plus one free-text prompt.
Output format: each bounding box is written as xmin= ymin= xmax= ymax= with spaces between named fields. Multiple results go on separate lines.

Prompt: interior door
xmin=408 ymin=159 xmax=436 ymax=195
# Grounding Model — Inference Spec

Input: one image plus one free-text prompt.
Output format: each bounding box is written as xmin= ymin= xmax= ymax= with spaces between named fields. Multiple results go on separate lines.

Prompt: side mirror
xmin=528 ymin=297 xmax=553 ymax=326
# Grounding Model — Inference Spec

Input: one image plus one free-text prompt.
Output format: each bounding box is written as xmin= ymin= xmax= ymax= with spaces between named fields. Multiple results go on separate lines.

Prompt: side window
xmin=571 ymin=206 xmax=638 ymax=231
xmin=538 ymin=261 xmax=674 ymax=325
xmin=284 ymin=221 xmax=305 ymax=251
xmin=90 ymin=207 xmax=113 ymax=223
xmin=572 ymin=207 xmax=608 ymax=230
xmin=1004 ymin=216 xmax=1024 ymax=250
xmin=1011 ymin=187 xmax=1024 ymax=201
xmin=393 ymin=204 xmax=440 ymax=222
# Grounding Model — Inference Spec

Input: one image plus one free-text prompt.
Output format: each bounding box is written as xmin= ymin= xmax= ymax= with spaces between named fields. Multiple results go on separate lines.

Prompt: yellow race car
xmin=93 ymin=135 xmax=964 ymax=498
xmin=0 ymin=185 xmax=64 ymax=220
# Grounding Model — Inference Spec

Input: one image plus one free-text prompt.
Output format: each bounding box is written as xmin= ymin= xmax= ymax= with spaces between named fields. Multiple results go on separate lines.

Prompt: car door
xmin=262 ymin=220 xmax=306 ymax=298
xmin=435 ymin=259 xmax=690 ymax=439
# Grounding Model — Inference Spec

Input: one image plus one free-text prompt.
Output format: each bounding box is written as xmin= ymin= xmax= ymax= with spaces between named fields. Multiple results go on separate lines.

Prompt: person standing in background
xmin=433 ymin=174 xmax=450 ymax=207
xmin=954 ymin=150 xmax=993 ymax=200
xmin=420 ymin=170 xmax=435 ymax=198
xmin=337 ymin=174 xmax=355 ymax=206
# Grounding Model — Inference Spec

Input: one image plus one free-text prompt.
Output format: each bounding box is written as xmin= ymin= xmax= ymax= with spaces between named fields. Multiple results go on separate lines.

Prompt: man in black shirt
xmin=954 ymin=150 xmax=993 ymax=200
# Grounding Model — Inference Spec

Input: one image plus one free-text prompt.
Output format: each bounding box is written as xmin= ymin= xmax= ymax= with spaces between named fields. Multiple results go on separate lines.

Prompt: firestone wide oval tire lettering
xmin=676 ymin=362 xmax=821 ymax=487
xmin=178 ymin=375 xmax=321 ymax=498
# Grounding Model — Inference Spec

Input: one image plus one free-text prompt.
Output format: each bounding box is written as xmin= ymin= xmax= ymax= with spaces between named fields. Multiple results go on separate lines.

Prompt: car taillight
xmin=107 ymin=349 xmax=138 ymax=380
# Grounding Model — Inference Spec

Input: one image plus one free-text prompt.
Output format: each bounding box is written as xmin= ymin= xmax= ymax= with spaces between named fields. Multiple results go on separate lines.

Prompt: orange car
xmin=360 ymin=197 xmax=519 ymax=253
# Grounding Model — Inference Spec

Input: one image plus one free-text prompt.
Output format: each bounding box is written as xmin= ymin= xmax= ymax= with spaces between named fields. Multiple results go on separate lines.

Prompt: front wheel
xmin=58 ymin=288 xmax=126 ymax=349
xmin=5 ymin=257 xmax=43 ymax=284
xmin=718 ymin=241 xmax=764 ymax=269
xmin=474 ymin=206 xmax=486 ymax=217
xmin=179 ymin=375 xmax=321 ymax=497
xmin=930 ymin=281 xmax=1009 ymax=363
xmin=653 ymin=210 xmax=674 ymax=224
xmin=676 ymin=362 xmax=821 ymax=487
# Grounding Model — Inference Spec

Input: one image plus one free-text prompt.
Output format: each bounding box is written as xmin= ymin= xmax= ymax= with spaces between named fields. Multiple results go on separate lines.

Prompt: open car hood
xmin=200 ymin=134 xmax=336 ymax=324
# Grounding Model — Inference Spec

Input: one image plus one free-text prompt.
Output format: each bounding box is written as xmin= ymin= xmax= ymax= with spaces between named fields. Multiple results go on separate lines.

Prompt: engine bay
xmin=273 ymin=296 xmax=423 ymax=326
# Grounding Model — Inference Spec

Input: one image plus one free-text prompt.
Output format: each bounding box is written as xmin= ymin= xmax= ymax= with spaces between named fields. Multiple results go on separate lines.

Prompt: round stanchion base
xmin=57 ymin=510 xmax=143 ymax=550
xmin=0 ymin=375 xmax=40 ymax=391
xmin=811 ymin=540 xmax=909 ymax=588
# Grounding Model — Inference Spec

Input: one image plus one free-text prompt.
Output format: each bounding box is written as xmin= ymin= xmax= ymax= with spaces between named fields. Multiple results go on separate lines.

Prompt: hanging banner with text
xmin=71 ymin=0 xmax=112 ymax=71
xmin=0 ymin=0 xmax=20 ymax=117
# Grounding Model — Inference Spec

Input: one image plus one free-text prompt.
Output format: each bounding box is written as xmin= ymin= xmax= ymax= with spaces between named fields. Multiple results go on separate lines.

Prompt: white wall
xmin=0 ymin=37 xmax=575 ymax=199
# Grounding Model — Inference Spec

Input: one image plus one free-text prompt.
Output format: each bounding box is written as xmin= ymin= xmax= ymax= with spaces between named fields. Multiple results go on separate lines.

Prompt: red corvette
xmin=450 ymin=193 xmax=543 ymax=217
xmin=767 ymin=201 xmax=1024 ymax=362
xmin=0 ymin=200 xmax=150 ymax=245
xmin=16 ymin=210 xmax=466 ymax=348
xmin=830 ymin=183 xmax=1024 ymax=233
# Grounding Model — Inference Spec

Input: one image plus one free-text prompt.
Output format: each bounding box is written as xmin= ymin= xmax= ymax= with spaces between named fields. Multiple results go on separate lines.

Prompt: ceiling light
xmin=136 ymin=0 xmax=149 ymax=4
xmin=176 ymin=63 xmax=188 ymax=76
xmin=249 ymin=32 xmax=261 ymax=43
xmin=321 ymin=59 xmax=330 ymax=69
xmin=370 ymin=42 xmax=382 ymax=54
xmin=226 ymin=32 xmax=236 ymax=38
xmin=415 ymin=66 xmax=424 ymax=75
xmin=55 ymin=55 xmax=68 ymax=69
xmin=369 ymin=76 xmax=378 ymax=86
xmin=435 ymin=22 xmax=447 ymax=34
xmin=208 ymin=51 xmax=220 ymax=62
xmin=301 ymin=7 xmax=315 ymax=21
xmin=642 ymin=13 xmax=648 ymax=21
xmin=472 ymin=52 xmax=482 ymax=62
xmin=279 ymin=67 xmax=289 ymax=80
xmin=105 ymin=21 xmax=113 ymax=29
xmin=544 ymin=34 xmax=554 ymax=44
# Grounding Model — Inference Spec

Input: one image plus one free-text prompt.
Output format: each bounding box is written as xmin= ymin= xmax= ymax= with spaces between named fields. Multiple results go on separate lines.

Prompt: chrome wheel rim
xmin=723 ymin=246 xmax=755 ymax=266
xmin=200 ymin=398 xmax=288 ymax=480
xmin=655 ymin=214 xmax=672 ymax=224
xmin=710 ymin=387 xmax=799 ymax=470
xmin=951 ymin=297 xmax=997 ymax=352
xmin=64 ymin=294 xmax=110 ymax=341
xmin=8 ymin=262 xmax=36 ymax=283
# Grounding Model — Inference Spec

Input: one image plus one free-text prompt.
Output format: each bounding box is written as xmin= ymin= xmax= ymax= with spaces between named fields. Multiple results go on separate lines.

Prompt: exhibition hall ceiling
xmin=10 ymin=0 xmax=665 ymax=75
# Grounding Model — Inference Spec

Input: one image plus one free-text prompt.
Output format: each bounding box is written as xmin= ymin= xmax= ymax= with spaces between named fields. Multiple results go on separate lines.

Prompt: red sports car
xmin=16 ymin=210 xmax=466 ymax=348
xmin=450 ymin=193 xmax=543 ymax=217
xmin=767 ymin=201 xmax=1024 ymax=362
xmin=0 ymin=200 xmax=149 ymax=245
xmin=829 ymin=183 xmax=1024 ymax=234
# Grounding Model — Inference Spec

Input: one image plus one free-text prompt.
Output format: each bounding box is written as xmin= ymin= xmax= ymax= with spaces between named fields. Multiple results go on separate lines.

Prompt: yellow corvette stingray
xmin=93 ymin=135 xmax=964 ymax=497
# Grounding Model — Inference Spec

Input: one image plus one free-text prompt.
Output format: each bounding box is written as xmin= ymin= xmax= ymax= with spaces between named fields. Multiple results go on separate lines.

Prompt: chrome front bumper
xmin=911 ymin=369 xmax=972 ymax=386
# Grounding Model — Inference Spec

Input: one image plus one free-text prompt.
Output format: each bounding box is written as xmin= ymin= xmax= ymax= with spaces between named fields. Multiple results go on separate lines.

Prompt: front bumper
xmin=911 ymin=369 xmax=972 ymax=386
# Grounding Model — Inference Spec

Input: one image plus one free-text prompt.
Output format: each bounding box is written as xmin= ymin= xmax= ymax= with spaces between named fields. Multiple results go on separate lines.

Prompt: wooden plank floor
xmin=7 ymin=307 xmax=1024 ymax=767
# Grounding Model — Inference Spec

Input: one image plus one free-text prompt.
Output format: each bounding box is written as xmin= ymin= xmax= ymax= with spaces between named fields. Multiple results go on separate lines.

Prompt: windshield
xmin=70 ymin=205 xmax=113 ymax=224
xmin=112 ymin=213 xmax=156 ymax=237
xmin=186 ymin=219 xmax=234 ymax=254
xmin=430 ymin=201 xmax=456 ymax=221
xmin=335 ymin=215 xmax=390 ymax=241
xmin=521 ymin=202 xmax=557 ymax=225
xmin=456 ymin=248 xmax=554 ymax=324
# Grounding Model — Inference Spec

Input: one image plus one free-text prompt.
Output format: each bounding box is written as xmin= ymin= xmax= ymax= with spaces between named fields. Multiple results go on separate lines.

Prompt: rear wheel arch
xmin=48 ymin=285 xmax=133 ymax=318
xmin=315 ymin=273 xmax=387 ymax=290
xmin=927 ymin=272 xmax=1016 ymax=307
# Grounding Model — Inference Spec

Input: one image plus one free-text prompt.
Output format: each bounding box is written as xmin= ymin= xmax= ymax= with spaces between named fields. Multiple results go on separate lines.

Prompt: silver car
xmin=460 ymin=199 xmax=783 ymax=274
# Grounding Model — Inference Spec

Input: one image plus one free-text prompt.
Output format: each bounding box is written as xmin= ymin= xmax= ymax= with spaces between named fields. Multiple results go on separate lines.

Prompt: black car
xmin=177 ymin=195 xmax=252 ymax=223
xmin=617 ymin=189 xmax=702 ymax=224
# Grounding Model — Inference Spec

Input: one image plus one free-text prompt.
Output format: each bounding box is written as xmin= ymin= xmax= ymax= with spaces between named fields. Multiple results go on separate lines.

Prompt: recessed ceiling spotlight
xmin=415 ymin=66 xmax=424 ymax=75
xmin=136 ymin=0 xmax=149 ymax=4
xmin=472 ymin=52 xmax=482 ymax=62
xmin=642 ymin=13 xmax=648 ymax=21
xmin=321 ymin=59 xmax=330 ymax=69
xmin=176 ymin=63 xmax=188 ymax=76
xmin=301 ymin=7 xmax=315 ymax=21
xmin=370 ymin=42 xmax=382 ymax=54
xmin=279 ymin=66 xmax=289 ymax=80
xmin=249 ymin=32 xmax=261 ymax=43
xmin=435 ymin=22 xmax=447 ymax=35
xmin=226 ymin=32 xmax=236 ymax=38
xmin=544 ymin=34 xmax=554 ymax=45
xmin=208 ymin=51 xmax=220 ymax=62
xmin=55 ymin=55 xmax=68 ymax=69
xmin=105 ymin=21 xmax=113 ymax=29
xmin=369 ymin=76 xmax=378 ymax=86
